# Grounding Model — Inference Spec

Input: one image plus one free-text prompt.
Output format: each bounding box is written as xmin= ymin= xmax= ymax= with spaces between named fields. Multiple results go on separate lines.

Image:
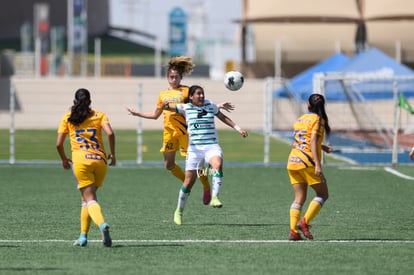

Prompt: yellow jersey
xmin=287 ymin=112 xmax=325 ymax=170
xmin=156 ymin=85 xmax=188 ymax=137
xmin=57 ymin=110 xmax=109 ymax=164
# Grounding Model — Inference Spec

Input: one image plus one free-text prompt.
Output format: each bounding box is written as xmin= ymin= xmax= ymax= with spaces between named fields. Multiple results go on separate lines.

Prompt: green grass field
xmin=1 ymin=165 xmax=414 ymax=274
xmin=0 ymin=129 xmax=295 ymax=164
xmin=0 ymin=129 xmax=344 ymax=165
xmin=1 ymin=130 xmax=414 ymax=274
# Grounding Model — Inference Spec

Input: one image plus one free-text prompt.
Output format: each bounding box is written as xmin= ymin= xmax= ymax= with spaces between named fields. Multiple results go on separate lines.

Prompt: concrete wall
xmin=1 ymin=76 xmax=407 ymax=135
xmin=0 ymin=76 xmax=268 ymax=131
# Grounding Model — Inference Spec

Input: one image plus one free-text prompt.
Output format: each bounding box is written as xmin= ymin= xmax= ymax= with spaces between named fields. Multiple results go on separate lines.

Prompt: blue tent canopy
xmin=324 ymin=48 xmax=414 ymax=101
xmin=341 ymin=47 xmax=413 ymax=75
xmin=274 ymin=48 xmax=414 ymax=101
xmin=274 ymin=52 xmax=350 ymax=101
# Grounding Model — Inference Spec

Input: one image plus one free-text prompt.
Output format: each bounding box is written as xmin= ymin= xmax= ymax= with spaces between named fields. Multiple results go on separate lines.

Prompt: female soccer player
xmin=56 ymin=88 xmax=115 ymax=247
xmin=127 ymin=56 xmax=233 ymax=205
xmin=163 ymin=85 xmax=248 ymax=225
xmin=286 ymin=93 xmax=333 ymax=241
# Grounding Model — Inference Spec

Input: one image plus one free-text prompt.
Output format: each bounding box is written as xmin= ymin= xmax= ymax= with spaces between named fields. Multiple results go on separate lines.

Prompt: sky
xmin=109 ymin=0 xmax=242 ymax=48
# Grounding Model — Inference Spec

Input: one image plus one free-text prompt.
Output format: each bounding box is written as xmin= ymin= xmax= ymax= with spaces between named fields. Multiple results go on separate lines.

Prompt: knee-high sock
xmin=80 ymin=202 xmax=91 ymax=235
xmin=290 ymin=202 xmax=302 ymax=233
xmin=304 ymin=196 xmax=325 ymax=224
xmin=86 ymin=200 xmax=105 ymax=226
xmin=170 ymin=163 xmax=185 ymax=182
xmin=211 ymin=170 xmax=223 ymax=197
xmin=177 ymin=185 xmax=190 ymax=211
xmin=199 ymin=175 xmax=211 ymax=190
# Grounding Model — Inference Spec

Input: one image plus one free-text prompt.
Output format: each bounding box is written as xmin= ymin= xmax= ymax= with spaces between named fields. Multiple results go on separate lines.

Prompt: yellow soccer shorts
xmin=72 ymin=162 xmax=107 ymax=189
xmin=160 ymin=130 xmax=188 ymax=157
xmin=288 ymin=166 xmax=322 ymax=186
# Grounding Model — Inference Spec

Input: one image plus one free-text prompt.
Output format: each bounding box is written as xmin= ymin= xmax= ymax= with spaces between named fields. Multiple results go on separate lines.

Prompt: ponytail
xmin=308 ymin=94 xmax=331 ymax=136
xmin=68 ymin=88 xmax=92 ymax=126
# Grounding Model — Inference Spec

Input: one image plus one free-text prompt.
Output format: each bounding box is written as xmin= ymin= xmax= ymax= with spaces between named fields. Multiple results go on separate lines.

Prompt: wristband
xmin=234 ymin=125 xmax=241 ymax=131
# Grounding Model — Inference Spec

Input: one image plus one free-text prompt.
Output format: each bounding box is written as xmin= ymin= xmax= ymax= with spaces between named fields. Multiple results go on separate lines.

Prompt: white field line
xmin=384 ymin=167 xmax=414 ymax=180
xmin=338 ymin=166 xmax=379 ymax=171
xmin=338 ymin=166 xmax=414 ymax=180
xmin=1 ymin=239 xmax=414 ymax=244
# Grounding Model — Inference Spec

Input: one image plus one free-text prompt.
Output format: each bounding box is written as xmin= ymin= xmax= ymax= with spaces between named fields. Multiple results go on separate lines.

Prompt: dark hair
xmin=308 ymin=93 xmax=331 ymax=136
xmin=185 ymin=85 xmax=203 ymax=103
xmin=68 ymin=88 xmax=92 ymax=126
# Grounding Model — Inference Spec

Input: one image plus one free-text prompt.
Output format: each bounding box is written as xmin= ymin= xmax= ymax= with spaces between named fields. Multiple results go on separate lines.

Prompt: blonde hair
xmin=165 ymin=56 xmax=195 ymax=76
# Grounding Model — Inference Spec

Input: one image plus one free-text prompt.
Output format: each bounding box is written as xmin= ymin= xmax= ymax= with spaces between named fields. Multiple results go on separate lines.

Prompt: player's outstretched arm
xmin=218 ymin=102 xmax=235 ymax=113
xmin=126 ymin=107 xmax=163 ymax=120
xmin=216 ymin=112 xmax=248 ymax=138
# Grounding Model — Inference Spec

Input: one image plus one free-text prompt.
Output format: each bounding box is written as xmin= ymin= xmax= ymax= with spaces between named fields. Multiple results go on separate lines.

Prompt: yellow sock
xmin=80 ymin=204 xmax=91 ymax=235
xmin=199 ymin=175 xmax=211 ymax=190
xmin=304 ymin=197 xmax=324 ymax=224
xmin=87 ymin=200 xmax=105 ymax=226
xmin=290 ymin=203 xmax=302 ymax=232
xmin=169 ymin=163 xmax=185 ymax=182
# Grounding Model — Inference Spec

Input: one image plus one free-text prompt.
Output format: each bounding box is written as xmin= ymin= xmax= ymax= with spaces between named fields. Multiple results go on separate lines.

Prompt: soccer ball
xmin=224 ymin=71 xmax=244 ymax=91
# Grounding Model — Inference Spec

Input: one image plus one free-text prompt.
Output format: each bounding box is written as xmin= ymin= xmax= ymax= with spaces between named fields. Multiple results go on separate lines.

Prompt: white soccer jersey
xmin=175 ymin=100 xmax=220 ymax=146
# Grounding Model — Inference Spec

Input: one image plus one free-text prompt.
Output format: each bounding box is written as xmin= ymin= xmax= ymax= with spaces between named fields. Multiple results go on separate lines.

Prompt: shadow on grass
xmin=192 ymin=223 xmax=279 ymax=227
xmin=111 ymin=243 xmax=184 ymax=248
xmin=0 ymin=267 xmax=64 ymax=272
xmin=0 ymin=245 xmax=19 ymax=248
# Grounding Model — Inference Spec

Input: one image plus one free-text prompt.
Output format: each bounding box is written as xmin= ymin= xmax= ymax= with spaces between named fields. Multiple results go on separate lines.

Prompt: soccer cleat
xmin=288 ymin=230 xmax=303 ymax=241
xmin=203 ymin=188 xmax=211 ymax=205
xmin=174 ymin=209 xmax=183 ymax=225
xmin=99 ymin=222 xmax=112 ymax=247
xmin=73 ymin=234 xmax=87 ymax=247
xmin=209 ymin=196 xmax=223 ymax=208
xmin=297 ymin=218 xmax=314 ymax=240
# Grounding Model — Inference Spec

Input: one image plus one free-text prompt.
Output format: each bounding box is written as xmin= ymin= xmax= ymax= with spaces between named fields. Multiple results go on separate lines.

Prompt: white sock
xmin=211 ymin=171 xmax=223 ymax=197
xmin=177 ymin=188 xmax=190 ymax=210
